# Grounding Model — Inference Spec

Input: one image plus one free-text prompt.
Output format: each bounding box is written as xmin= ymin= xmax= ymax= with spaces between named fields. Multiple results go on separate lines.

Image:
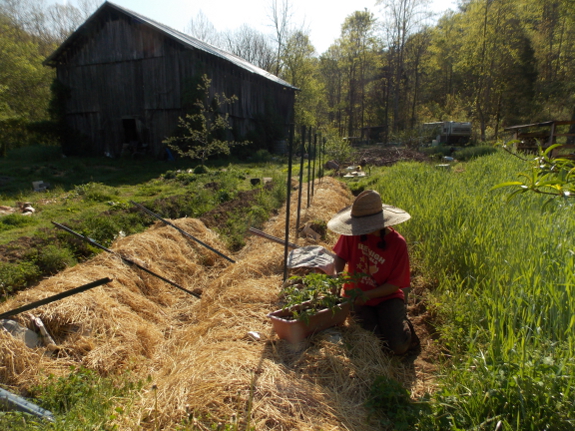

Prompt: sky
xmin=72 ymin=0 xmax=459 ymax=54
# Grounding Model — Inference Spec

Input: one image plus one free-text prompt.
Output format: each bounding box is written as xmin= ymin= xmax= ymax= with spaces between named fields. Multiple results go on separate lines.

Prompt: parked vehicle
xmin=422 ymin=121 xmax=472 ymax=145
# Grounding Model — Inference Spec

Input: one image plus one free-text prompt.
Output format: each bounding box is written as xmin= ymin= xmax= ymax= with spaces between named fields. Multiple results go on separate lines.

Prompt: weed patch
xmin=0 ymin=214 xmax=38 ymax=232
xmin=366 ymin=376 xmax=428 ymax=430
xmin=0 ymin=366 xmax=143 ymax=430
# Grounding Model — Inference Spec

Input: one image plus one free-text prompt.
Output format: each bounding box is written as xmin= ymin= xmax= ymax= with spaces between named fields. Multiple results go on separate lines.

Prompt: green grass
xmin=5 ymin=144 xmax=573 ymax=429
xmin=0 ymin=367 xmax=142 ymax=430
xmin=353 ymin=150 xmax=575 ymax=430
xmin=0 ymin=146 xmax=289 ymax=296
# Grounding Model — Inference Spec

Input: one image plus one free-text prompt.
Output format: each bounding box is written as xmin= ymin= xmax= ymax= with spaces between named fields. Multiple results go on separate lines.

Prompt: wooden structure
xmin=44 ymin=2 xmax=297 ymax=158
xmin=504 ymin=120 xmax=575 ymax=157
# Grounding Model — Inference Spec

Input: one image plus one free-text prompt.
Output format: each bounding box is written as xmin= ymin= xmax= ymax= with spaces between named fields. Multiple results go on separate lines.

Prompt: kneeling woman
xmin=328 ymin=190 xmax=418 ymax=355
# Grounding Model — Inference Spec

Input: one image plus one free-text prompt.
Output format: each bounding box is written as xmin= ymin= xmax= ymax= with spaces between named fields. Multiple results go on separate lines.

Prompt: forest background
xmin=2 ymin=0 xmax=575 ymax=154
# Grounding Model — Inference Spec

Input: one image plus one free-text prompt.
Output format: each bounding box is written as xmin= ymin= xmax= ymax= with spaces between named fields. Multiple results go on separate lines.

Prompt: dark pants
xmin=352 ymin=298 xmax=413 ymax=355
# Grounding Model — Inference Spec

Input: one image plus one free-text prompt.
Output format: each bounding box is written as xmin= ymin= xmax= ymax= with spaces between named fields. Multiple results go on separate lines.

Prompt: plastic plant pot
xmin=267 ymin=300 xmax=350 ymax=344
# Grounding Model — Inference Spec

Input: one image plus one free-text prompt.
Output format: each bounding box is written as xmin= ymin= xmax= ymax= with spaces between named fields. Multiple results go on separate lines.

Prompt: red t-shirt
xmin=333 ymin=228 xmax=410 ymax=306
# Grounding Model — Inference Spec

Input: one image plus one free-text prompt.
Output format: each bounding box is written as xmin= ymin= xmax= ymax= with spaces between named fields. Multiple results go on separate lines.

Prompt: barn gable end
xmin=44 ymin=1 xmax=297 ymax=158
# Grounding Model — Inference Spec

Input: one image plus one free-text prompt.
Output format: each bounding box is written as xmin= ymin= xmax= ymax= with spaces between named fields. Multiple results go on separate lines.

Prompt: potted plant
xmin=267 ymin=272 xmax=352 ymax=344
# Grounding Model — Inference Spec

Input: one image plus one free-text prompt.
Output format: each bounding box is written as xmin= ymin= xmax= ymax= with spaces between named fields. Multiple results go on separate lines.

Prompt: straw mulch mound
xmin=0 ymin=176 xmax=434 ymax=430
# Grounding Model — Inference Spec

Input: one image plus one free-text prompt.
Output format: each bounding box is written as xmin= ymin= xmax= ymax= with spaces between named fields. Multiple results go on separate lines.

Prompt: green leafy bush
xmin=71 ymin=182 xmax=119 ymax=203
xmin=253 ymin=149 xmax=272 ymax=163
xmin=366 ymin=376 xmax=427 ymax=430
xmin=193 ymin=164 xmax=210 ymax=174
xmin=0 ymin=261 xmax=41 ymax=295
xmin=0 ymin=214 xmax=38 ymax=232
xmin=35 ymin=244 xmax=76 ymax=275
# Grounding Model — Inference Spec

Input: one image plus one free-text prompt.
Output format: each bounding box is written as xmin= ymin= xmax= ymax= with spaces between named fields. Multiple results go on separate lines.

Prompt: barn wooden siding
xmin=46 ymin=3 xmax=296 ymax=157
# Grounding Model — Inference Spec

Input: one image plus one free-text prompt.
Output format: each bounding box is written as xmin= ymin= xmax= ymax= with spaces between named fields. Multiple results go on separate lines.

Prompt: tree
xmin=267 ymin=0 xmax=294 ymax=76
xmin=319 ymin=44 xmax=346 ymax=134
xmin=221 ymin=25 xmax=276 ymax=71
xmin=454 ymin=0 xmax=537 ymax=140
xmin=339 ymin=10 xmax=380 ymax=137
xmin=281 ymin=30 xmax=324 ymax=126
xmin=0 ymin=15 xmax=52 ymax=121
xmin=319 ymin=11 xmax=380 ymax=138
xmin=184 ymin=10 xmax=222 ymax=46
xmin=495 ymin=143 xmax=575 ymax=205
xmin=163 ymin=75 xmax=248 ymax=166
xmin=377 ymin=0 xmax=432 ymax=132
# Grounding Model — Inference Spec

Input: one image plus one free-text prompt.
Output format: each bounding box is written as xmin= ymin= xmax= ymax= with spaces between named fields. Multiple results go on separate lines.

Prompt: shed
xmin=504 ymin=120 xmax=575 ymax=157
xmin=44 ymin=1 xmax=298 ymax=158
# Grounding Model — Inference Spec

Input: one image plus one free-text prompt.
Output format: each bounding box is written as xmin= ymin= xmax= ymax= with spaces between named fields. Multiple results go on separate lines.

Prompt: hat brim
xmin=327 ymin=204 xmax=411 ymax=236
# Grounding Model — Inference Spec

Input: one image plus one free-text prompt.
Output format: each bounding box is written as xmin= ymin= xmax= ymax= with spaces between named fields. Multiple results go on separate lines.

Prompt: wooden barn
xmin=44 ymin=1 xmax=298 ymax=158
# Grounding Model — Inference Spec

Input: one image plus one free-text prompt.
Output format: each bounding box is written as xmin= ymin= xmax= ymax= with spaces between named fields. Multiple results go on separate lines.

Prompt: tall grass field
xmin=357 ymin=151 xmax=574 ymax=430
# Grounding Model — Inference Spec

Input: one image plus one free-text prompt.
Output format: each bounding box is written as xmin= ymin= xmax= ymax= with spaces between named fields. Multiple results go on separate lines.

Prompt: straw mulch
xmin=0 ymin=176 xmax=431 ymax=430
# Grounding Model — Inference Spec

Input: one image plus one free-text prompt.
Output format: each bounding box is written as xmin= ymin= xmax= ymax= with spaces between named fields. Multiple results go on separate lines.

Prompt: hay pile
xmin=0 ymin=177 xmax=426 ymax=430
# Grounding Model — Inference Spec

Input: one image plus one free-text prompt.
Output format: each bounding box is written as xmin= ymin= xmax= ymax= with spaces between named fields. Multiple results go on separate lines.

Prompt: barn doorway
xmin=122 ymin=118 xmax=139 ymax=144
xmin=121 ymin=117 xmax=147 ymax=158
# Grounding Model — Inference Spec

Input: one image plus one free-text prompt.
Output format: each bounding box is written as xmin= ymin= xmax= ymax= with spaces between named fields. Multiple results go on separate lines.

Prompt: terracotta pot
xmin=267 ymin=300 xmax=350 ymax=344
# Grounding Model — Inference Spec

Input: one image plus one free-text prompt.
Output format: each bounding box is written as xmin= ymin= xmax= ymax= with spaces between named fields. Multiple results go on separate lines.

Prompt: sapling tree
xmin=494 ymin=141 xmax=575 ymax=206
xmin=163 ymin=74 xmax=248 ymax=166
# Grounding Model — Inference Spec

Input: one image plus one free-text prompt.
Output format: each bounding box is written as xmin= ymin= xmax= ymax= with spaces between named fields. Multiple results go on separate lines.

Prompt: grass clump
xmin=0 ymin=214 xmax=38 ymax=232
xmin=70 ymin=182 xmax=119 ymax=203
xmin=366 ymin=376 xmax=428 ymax=431
xmin=0 ymin=366 xmax=142 ymax=430
xmin=0 ymin=261 xmax=41 ymax=296
xmin=453 ymin=145 xmax=497 ymax=161
xmin=33 ymin=244 xmax=76 ymax=275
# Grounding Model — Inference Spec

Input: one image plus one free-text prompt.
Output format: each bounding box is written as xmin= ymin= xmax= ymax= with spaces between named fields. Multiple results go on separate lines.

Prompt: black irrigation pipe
xmin=283 ymin=124 xmax=295 ymax=282
xmin=248 ymin=227 xmax=298 ymax=249
xmin=130 ymin=200 xmax=235 ymax=264
xmin=296 ymin=125 xmax=306 ymax=233
xmin=0 ymin=278 xmax=112 ymax=320
xmin=52 ymin=222 xmax=201 ymax=299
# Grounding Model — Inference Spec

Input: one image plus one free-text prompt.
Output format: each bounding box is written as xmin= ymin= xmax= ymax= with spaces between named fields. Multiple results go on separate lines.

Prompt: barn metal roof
xmin=44 ymin=1 xmax=298 ymax=91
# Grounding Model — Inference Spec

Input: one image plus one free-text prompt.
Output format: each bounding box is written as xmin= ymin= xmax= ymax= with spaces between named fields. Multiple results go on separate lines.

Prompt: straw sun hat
xmin=327 ymin=190 xmax=411 ymax=236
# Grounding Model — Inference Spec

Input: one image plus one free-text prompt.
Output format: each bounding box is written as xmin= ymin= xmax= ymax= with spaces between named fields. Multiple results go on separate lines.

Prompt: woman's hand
xmin=349 ymin=288 xmax=369 ymax=306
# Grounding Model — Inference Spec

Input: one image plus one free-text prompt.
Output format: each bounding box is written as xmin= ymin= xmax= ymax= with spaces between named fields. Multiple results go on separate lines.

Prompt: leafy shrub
xmin=35 ymin=244 xmax=76 ymax=275
xmin=79 ymin=213 xmax=123 ymax=247
xmin=174 ymin=171 xmax=197 ymax=185
xmin=366 ymin=376 xmax=427 ymax=430
xmin=71 ymin=182 xmax=119 ymax=203
xmin=193 ymin=164 xmax=210 ymax=174
xmin=216 ymin=189 xmax=233 ymax=203
xmin=324 ymin=135 xmax=353 ymax=164
xmin=221 ymin=213 xmax=248 ymax=251
xmin=247 ymin=205 xmax=269 ymax=226
xmin=0 ymin=214 xmax=38 ymax=232
xmin=0 ymin=261 xmax=41 ymax=295
xmin=253 ymin=149 xmax=272 ymax=163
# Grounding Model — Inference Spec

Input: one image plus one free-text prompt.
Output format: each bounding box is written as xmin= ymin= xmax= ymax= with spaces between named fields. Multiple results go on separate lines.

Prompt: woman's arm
xmin=334 ymin=255 xmax=347 ymax=274
xmin=353 ymin=282 xmax=400 ymax=306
